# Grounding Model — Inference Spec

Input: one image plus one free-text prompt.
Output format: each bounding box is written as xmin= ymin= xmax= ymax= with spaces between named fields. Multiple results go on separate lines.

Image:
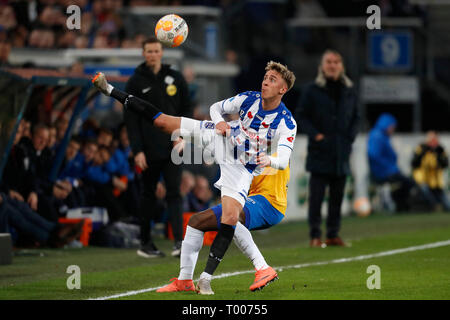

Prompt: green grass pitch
xmin=1 ymin=212 xmax=449 ymax=300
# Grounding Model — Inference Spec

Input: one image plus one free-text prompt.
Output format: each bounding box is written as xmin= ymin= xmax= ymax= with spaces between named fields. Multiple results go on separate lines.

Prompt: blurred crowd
xmin=0 ymin=115 xmax=216 ymax=248
xmin=0 ymin=0 xmax=227 ymax=51
xmin=0 ymin=0 xmax=426 ymax=51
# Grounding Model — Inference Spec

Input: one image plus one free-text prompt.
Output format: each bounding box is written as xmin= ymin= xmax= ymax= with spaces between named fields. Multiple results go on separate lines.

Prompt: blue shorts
xmin=211 ymin=194 xmax=285 ymax=231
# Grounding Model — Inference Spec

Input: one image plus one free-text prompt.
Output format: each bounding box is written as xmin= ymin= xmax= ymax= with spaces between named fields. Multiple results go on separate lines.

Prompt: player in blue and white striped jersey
xmin=92 ymin=61 xmax=297 ymax=294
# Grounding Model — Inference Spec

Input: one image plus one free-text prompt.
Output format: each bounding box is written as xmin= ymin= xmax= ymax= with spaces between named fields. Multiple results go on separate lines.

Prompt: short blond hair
xmin=265 ymin=61 xmax=296 ymax=91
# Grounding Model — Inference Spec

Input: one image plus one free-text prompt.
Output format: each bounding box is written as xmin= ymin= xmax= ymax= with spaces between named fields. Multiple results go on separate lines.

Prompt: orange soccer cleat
xmin=156 ymin=278 xmax=195 ymax=293
xmin=249 ymin=266 xmax=279 ymax=292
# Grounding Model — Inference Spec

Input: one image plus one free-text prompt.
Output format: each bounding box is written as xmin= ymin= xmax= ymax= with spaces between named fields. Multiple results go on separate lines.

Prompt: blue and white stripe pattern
xmin=211 ymin=91 xmax=297 ymax=175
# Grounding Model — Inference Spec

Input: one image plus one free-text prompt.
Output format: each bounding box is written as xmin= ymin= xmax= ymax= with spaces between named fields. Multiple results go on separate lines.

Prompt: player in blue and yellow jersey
xmin=157 ymin=158 xmax=290 ymax=293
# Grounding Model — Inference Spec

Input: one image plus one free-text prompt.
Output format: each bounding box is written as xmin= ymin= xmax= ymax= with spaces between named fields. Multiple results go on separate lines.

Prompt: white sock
xmin=199 ymin=271 xmax=212 ymax=281
xmin=233 ymin=222 xmax=269 ymax=271
xmin=106 ymin=83 xmax=113 ymax=95
xmin=178 ymin=226 xmax=204 ymax=280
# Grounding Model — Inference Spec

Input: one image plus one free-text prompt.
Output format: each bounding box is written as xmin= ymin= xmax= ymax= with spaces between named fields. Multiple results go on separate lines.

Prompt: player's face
xmin=143 ymin=42 xmax=163 ymax=67
xmin=261 ymin=70 xmax=287 ymax=99
xmin=321 ymin=53 xmax=343 ymax=80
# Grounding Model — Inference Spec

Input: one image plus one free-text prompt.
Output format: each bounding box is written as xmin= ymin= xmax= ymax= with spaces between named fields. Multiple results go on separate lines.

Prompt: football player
xmin=92 ymin=61 xmax=296 ymax=294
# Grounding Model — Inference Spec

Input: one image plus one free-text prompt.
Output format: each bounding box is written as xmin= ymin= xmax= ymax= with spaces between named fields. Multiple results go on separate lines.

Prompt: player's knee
xmin=188 ymin=213 xmax=202 ymax=229
xmin=221 ymin=214 xmax=238 ymax=226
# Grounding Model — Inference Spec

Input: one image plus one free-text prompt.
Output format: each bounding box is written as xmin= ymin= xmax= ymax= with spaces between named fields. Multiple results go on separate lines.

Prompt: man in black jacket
xmin=125 ymin=36 xmax=192 ymax=258
xmin=296 ymin=50 xmax=360 ymax=247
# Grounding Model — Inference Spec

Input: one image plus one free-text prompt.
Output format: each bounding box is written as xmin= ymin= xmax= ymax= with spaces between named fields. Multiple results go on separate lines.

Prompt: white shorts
xmin=180 ymin=117 xmax=253 ymax=207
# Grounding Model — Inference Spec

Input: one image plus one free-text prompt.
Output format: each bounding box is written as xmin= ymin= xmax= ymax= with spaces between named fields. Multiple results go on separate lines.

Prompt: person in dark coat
xmin=296 ymin=49 xmax=360 ymax=247
xmin=124 ymin=36 xmax=193 ymax=258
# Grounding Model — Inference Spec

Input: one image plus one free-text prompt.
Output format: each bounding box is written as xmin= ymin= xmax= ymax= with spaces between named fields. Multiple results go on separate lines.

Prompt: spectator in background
xmin=117 ymin=123 xmax=141 ymax=218
xmin=368 ymin=113 xmax=416 ymax=212
xmin=0 ymin=37 xmax=11 ymax=67
xmin=411 ymin=131 xmax=450 ymax=211
xmin=69 ymin=61 xmax=84 ymax=76
xmin=0 ymin=192 xmax=84 ymax=248
xmin=21 ymin=123 xmax=53 ymax=212
xmin=28 ymin=28 xmax=55 ymax=48
xmin=79 ymin=118 xmax=99 ymax=141
xmin=0 ymin=119 xmax=30 ymax=201
xmin=57 ymin=30 xmax=77 ymax=48
xmin=55 ymin=117 xmax=69 ymax=145
xmin=58 ymin=137 xmax=85 ymax=206
xmin=296 ymin=49 xmax=359 ymax=248
xmin=186 ymin=175 xmax=213 ymax=213
xmin=181 ymin=170 xmax=196 ymax=212
xmin=97 ymin=128 xmax=132 ymax=197
xmin=47 ymin=124 xmax=58 ymax=157
xmin=0 ymin=5 xmax=18 ymax=31
xmin=10 ymin=25 xmax=28 ymax=48
xmin=2 ymin=121 xmax=69 ymax=223
xmin=84 ymin=145 xmax=128 ymax=222
xmin=21 ymin=119 xmax=31 ymax=138
xmin=74 ymin=34 xmax=89 ymax=49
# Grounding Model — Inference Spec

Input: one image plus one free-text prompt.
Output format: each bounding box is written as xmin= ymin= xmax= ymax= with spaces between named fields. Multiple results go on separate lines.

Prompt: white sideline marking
xmin=88 ymin=239 xmax=450 ymax=300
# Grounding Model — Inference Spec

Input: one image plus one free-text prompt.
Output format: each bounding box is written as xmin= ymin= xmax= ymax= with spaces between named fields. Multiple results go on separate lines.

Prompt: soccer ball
xmin=155 ymin=14 xmax=188 ymax=48
xmin=353 ymin=197 xmax=372 ymax=217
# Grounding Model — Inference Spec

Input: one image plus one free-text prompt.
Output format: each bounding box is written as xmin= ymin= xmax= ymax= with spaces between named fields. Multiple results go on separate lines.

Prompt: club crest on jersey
xmin=204 ymin=122 xmax=215 ymax=129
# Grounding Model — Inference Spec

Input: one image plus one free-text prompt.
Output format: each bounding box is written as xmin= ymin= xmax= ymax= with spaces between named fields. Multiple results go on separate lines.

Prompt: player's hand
xmin=135 ymin=152 xmax=148 ymax=171
xmin=255 ymin=152 xmax=271 ymax=168
xmin=215 ymin=121 xmax=231 ymax=136
xmin=173 ymin=137 xmax=185 ymax=155
xmin=27 ymin=192 xmax=38 ymax=211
